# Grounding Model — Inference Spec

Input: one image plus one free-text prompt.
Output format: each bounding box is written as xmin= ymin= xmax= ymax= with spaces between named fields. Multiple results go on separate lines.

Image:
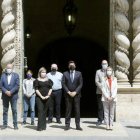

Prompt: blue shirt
xmin=47 ymin=71 xmax=63 ymax=90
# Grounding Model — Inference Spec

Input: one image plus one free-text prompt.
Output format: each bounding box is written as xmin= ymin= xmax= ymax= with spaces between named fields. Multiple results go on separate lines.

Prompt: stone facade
xmin=1 ymin=0 xmax=140 ymax=120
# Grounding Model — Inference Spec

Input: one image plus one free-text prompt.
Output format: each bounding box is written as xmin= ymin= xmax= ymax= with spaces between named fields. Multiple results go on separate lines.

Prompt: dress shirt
xmin=70 ymin=70 xmax=75 ymax=82
xmin=47 ymin=71 xmax=63 ymax=90
xmin=7 ymin=74 xmax=12 ymax=85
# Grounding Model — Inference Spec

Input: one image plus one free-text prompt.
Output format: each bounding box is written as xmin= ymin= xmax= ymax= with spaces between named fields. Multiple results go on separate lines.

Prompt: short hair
xmin=6 ymin=63 xmax=14 ymax=67
xmin=51 ymin=64 xmax=58 ymax=70
xmin=38 ymin=67 xmax=46 ymax=78
xmin=68 ymin=60 xmax=75 ymax=65
xmin=107 ymin=66 xmax=112 ymax=68
xmin=101 ymin=60 xmax=108 ymax=64
xmin=26 ymin=70 xmax=33 ymax=75
xmin=106 ymin=66 xmax=114 ymax=76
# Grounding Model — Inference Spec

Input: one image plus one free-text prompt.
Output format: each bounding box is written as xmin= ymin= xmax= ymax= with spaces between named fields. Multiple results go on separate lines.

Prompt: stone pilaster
xmin=14 ymin=0 xmax=24 ymax=118
xmin=132 ymin=0 xmax=140 ymax=87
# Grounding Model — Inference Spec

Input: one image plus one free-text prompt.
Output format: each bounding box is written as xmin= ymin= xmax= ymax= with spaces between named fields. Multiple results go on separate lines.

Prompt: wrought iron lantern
xmin=63 ymin=0 xmax=77 ymax=35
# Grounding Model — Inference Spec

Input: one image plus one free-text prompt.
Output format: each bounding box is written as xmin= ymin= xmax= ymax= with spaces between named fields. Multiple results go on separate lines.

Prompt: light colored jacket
xmin=101 ymin=77 xmax=117 ymax=102
xmin=95 ymin=69 xmax=106 ymax=94
xmin=23 ymin=78 xmax=35 ymax=96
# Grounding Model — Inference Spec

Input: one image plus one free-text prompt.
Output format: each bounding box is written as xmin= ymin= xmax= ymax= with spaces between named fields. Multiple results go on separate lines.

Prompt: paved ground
xmin=0 ymin=118 xmax=139 ymax=140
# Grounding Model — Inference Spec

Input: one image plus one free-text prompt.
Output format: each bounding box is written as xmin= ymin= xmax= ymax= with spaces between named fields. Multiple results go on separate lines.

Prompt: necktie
xmin=70 ymin=71 xmax=73 ymax=82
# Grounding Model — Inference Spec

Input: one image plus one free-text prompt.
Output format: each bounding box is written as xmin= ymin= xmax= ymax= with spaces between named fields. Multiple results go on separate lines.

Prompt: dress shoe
xmin=106 ymin=125 xmax=109 ymax=130
xmin=1 ymin=125 xmax=7 ymax=130
xmin=14 ymin=126 xmax=18 ymax=130
xmin=109 ymin=125 xmax=113 ymax=130
xmin=48 ymin=120 xmax=52 ymax=123
xmin=37 ymin=128 xmax=42 ymax=131
xmin=22 ymin=121 xmax=26 ymax=125
xmin=96 ymin=121 xmax=102 ymax=126
xmin=57 ymin=120 xmax=62 ymax=124
xmin=64 ymin=125 xmax=70 ymax=131
xmin=31 ymin=121 xmax=34 ymax=125
xmin=76 ymin=126 xmax=83 ymax=131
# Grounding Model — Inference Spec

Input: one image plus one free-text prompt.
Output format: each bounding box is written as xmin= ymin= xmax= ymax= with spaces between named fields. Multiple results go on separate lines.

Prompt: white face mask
xmin=6 ymin=69 xmax=12 ymax=74
xmin=41 ymin=72 xmax=46 ymax=78
xmin=107 ymin=71 xmax=112 ymax=76
xmin=102 ymin=64 xmax=108 ymax=70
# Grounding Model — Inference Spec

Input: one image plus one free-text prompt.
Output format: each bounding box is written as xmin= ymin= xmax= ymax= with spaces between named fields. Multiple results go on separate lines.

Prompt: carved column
xmin=114 ymin=0 xmax=131 ymax=87
xmin=132 ymin=0 xmax=140 ymax=87
xmin=1 ymin=0 xmax=16 ymax=69
xmin=1 ymin=0 xmax=24 ymax=117
xmin=110 ymin=0 xmax=140 ymax=121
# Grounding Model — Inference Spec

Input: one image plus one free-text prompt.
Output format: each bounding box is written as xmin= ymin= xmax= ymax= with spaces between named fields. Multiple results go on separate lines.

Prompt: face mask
xmin=41 ymin=72 xmax=46 ymax=78
xmin=69 ymin=65 xmax=75 ymax=70
xmin=27 ymin=74 xmax=32 ymax=79
xmin=6 ymin=69 xmax=12 ymax=74
xmin=51 ymin=68 xmax=57 ymax=72
xmin=107 ymin=71 xmax=112 ymax=76
xmin=102 ymin=64 xmax=108 ymax=70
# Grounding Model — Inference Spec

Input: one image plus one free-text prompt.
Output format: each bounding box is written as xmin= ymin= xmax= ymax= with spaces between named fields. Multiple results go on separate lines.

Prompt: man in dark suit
xmin=62 ymin=61 xmax=83 ymax=131
xmin=1 ymin=63 xmax=19 ymax=130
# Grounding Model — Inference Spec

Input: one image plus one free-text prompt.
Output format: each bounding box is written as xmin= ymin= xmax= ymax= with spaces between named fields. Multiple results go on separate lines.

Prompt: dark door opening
xmin=32 ymin=37 xmax=108 ymax=118
xmin=23 ymin=0 xmax=110 ymax=118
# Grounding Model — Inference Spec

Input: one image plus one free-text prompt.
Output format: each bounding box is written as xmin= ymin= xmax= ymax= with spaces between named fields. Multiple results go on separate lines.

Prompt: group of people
xmin=0 ymin=61 xmax=83 ymax=131
xmin=0 ymin=59 xmax=117 ymax=131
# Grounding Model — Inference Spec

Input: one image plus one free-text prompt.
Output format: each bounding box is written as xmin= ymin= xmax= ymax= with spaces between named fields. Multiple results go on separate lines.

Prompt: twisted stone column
xmin=132 ymin=0 xmax=140 ymax=86
xmin=1 ymin=0 xmax=16 ymax=69
xmin=1 ymin=0 xmax=24 ymax=117
xmin=114 ymin=0 xmax=130 ymax=86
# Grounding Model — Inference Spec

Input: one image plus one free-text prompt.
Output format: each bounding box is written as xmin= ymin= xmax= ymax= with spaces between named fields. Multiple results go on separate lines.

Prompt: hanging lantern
xmin=63 ymin=0 xmax=77 ymax=35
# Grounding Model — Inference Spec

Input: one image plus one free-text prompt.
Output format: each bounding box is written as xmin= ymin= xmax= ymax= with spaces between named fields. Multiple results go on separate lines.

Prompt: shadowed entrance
xmin=34 ymin=37 xmax=108 ymax=118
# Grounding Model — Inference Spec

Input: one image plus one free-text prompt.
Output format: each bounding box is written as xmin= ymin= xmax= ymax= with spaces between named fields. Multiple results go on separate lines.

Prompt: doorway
xmin=33 ymin=37 xmax=108 ymax=117
xmin=23 ymin=0 xmax=109 ymax=118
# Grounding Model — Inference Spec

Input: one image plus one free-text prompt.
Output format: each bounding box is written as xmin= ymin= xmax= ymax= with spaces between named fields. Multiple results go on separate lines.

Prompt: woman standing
xmin=101 ymin=66 xmax=117 ymax=130
xmin=34 ymin=67 xmax=53 ymax=131
xmin=23 ymin=70 xmax=36 ymax=125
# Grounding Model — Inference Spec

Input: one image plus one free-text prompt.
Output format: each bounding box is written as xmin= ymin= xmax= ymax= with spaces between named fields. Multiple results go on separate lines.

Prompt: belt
xmin=52 ymin=89 xmax=62 ymax=92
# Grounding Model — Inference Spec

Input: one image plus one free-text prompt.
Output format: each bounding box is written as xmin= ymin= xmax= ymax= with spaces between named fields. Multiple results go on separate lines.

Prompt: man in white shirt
xmin=47 ymin=64 xmax=63 ymax=124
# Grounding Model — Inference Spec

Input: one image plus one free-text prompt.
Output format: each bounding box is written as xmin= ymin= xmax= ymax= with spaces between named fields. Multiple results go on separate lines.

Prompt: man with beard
xmin=62 ymin=61 xmax=83 ymax=131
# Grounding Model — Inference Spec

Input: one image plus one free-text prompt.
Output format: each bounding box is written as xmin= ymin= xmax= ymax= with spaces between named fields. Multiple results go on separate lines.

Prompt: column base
xmin=117 ymin=80 xmax=131 ymax=88
xmin=132 ymin=79 xmax=140 ymax=87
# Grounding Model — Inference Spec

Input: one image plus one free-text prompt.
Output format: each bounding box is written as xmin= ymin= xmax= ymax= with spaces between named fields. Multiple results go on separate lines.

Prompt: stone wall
xmin=116 ymin=88 xmax=140 ymax=121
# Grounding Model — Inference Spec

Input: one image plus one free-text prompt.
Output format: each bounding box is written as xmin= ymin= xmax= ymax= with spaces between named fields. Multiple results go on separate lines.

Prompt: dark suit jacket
xmin=62 ymin=70 xmax=83 ymax=97
xmin=1 ymin=72 xmax=20 ymax=100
